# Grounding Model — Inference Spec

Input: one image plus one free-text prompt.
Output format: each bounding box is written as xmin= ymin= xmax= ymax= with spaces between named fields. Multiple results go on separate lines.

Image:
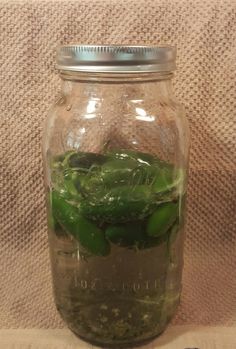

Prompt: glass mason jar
xmin=42 ymin=45 xmax=189 ymax=347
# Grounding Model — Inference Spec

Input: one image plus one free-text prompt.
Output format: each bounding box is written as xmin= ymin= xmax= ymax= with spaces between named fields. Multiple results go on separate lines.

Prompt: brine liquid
xmin=49 ymin=229 xmax=183 ymax=346
xmin=48 ymin=149 xmax=185 ymax=345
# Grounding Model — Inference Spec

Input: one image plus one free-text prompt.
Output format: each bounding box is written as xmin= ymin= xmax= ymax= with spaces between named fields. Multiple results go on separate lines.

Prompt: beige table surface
xmin=0 ymin=326 xmax=235 ymax=349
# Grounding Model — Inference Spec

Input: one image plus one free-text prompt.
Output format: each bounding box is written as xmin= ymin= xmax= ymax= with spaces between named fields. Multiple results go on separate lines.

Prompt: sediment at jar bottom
xmin=51 ymin=236 xmax=181 ymax=346
xmin=49 ymin=149 xmax=184 ymax=257
xmin=57 ymin=297 xmax=173 ymax=347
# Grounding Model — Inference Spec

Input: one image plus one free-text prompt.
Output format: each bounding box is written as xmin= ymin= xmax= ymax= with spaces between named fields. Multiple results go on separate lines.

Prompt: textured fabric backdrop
xmin=0 ymin=0 xmax=235 ymax=328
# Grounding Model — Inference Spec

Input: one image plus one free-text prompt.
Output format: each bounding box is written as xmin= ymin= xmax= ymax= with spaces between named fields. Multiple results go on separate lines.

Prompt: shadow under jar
xmin=42 ymin=45 xmax=189 ymax=347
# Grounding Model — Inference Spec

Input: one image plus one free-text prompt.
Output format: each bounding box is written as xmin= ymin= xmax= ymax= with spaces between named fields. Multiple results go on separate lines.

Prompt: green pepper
xmin=136 ymin=165 xmax=160 ymax=185
xmin=100 ymin=159 xmax=134 ymax=187
xmin=101 ymin=159 xmax=160 ymax=187
xmin=63 ymin=170 xmax=80 ymax=197
xmin=102 ymin=158 xmax=137 ymax=171
xmin=46 ymin=190 xmax=68 ymax=238
xmin=73 ymin=171 xmax=107 ymax=198
xmin=141 ymin=234 xmax=169 ymax=249
xmin=105 ymin=222 xmax=146 ymax=248
xmin=66 ymin=152 xmax=106 ymax=170
xmin=52 ymin=169 xmax=82 ymax=200
xmin=101 ymin=170 xmax=133 ymax=186
xmin=80 ymin=185 xmax=156 ymax=223
xmin=51 ymin=190 xmax=110 ymax=256
xmin=47 ymin=209 xmax=59 ymax=231
xmin=152 ymin=168 xmax=174 ymax=194
xmin=105 ymin=151 xmax=177 ymax=189
xmin=128 ymin=151 xmax=156 ymax=165
xmin=51 ymin=150 xmax=75 ymax=169
xmin=51 ymin=218 xmax=69 ymax=238
xmin=146 ymin=202 xmax=178 ymax=237
xmin=107 ymin=149 xmax=156 ymax=165
xmin=153 ymin=167 xmax=185 ymax=195
xmin=166 ymin=220 xmax=180 ymax=261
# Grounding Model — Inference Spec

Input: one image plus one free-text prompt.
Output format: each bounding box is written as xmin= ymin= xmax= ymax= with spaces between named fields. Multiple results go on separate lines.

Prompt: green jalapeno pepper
xmin=65 ymin=151 xmax=106 ymax=170
xmin=152 ymin=168 xmax=173 ymax=193
xmin=50 ymin=149 xmax=184 ymax=256
xmin=107 ymin=149 xmax=156 ymax=165
xmin=153 ymin=167 xmax=183 ymax=195
xmin=100 ymin=158 xmax=136 ymax=187
xmin=51 ymin=190 xmax=110 ymax=256
xmin=141 ymin=234 xmax=169 ymax=249
xmin=146 ymin=202 xmax=179 ymax=237
xmin=105 ymin=222 xmax=146 ymax=248
xmin=80 ymin=185 xmax=156 ymax=223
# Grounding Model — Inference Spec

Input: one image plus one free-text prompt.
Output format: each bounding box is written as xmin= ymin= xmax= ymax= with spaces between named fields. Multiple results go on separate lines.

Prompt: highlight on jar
xmin=48 ymin=149 xmax=184 ymax=257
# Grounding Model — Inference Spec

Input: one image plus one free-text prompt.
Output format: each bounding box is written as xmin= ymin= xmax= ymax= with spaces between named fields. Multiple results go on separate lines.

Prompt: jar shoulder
xmin=47 ymin=92 xmax=186 ymax=122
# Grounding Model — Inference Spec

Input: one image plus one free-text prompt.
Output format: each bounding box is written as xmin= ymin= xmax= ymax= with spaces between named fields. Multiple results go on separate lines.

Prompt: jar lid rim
xmin=56 ymin=44 xmax=176 ymax=73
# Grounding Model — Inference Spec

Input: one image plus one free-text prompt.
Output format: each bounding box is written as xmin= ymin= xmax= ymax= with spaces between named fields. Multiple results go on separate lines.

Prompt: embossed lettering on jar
xmin=42 ymin=45 xmax=189 ymax=347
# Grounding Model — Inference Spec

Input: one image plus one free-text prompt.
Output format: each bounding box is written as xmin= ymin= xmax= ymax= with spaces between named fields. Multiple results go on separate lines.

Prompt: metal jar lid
xmin=56 ymin=45 xmax=176 ymax=73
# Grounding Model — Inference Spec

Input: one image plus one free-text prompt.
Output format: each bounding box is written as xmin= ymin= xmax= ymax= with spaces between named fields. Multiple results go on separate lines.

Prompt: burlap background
xmin=0 ymin=0 xmax=235 ymax=328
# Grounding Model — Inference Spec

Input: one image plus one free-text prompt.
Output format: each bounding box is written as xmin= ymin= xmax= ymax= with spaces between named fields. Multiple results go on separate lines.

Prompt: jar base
xmin=57 ymin=298 xmax=176 ymax=348
xmin=56 ymin=293 xmax=179 ymax=348
xmin=69 ymin=326 xmax=167 ymax=348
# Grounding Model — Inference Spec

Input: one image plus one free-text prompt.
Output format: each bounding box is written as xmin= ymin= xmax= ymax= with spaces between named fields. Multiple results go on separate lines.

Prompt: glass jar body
xmin=43 ymin=72 xmax=189 ymax=346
